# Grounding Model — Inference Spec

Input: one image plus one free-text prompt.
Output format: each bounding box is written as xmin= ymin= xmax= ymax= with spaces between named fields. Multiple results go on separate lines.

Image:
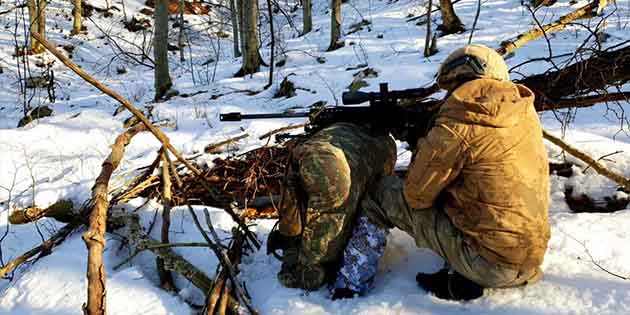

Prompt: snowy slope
xmin=1 ymin=0 xmax=630 ymax=314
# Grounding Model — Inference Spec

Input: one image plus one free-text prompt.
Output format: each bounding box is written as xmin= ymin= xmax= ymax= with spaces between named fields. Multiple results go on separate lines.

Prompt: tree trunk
xmin=265 ymin=0 xmax=275 ymax=88
xmin=154 ymin=0 xmax=173 ymax=101
xmin=236 ymin=0 xmax=263 ymax=76
xmin=327 ymin=0 xmax=342 ymax=51
xmin=178 ymin=0 xmax=185 ymax=62
xmin=438 ymin=0 xmax=465 ymax=35
xmin=302 ymin=0 xmax=312 ymax=35
xmin=230 ymin=0 xmax=241 ymax=58
xmin=71 ymin=0 xmax=82 ymax=35
xmin=27 ymin=0 xmax=46 ymax=54
xmin=424 ymin=0 xmax=436 ymax=57
xmin=237 ymin=0 xmax=246 ymax=57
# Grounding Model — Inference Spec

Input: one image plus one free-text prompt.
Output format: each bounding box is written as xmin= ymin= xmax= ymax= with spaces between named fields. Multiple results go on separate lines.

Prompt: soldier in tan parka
xmin=331 ymin=44 xmax=550 ymax=301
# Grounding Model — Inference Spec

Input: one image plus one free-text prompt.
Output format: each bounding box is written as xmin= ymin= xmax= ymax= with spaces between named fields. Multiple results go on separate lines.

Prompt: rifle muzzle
xmin=219 ymin=112 xmax=243 ymax=121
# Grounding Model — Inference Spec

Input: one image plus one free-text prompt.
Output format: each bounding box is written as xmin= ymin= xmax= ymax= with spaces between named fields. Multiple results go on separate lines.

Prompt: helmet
xmin=436 ymin=44 xmax=510 ymax=91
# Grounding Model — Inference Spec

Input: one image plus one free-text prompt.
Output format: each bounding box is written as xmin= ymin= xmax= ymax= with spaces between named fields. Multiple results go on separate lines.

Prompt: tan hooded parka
xmin=403 ymin=78 xmax=550 ymax=271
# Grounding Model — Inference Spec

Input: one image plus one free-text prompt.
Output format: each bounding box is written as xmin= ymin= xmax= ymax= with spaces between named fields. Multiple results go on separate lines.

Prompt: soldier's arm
xmin=403 ymin=123 xmax=468 ymax=209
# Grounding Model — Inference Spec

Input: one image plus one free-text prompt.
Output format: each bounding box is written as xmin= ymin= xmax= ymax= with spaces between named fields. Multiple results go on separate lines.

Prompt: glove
xmin=266 ymin=229 xmax=301 ymax=259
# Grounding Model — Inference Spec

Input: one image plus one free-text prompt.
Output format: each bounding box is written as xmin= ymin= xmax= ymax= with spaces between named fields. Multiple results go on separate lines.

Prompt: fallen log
xmin=519 ymin=46 xmax=630 ymax=111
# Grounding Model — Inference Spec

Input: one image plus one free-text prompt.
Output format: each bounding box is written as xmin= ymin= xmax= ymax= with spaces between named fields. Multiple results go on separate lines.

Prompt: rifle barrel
xmin=220 ymin=111 xmax=310 ymax=121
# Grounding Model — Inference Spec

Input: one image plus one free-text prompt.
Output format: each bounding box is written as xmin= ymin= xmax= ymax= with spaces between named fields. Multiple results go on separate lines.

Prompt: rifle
xmin=219 ymin=83 xmax=436 ymax=148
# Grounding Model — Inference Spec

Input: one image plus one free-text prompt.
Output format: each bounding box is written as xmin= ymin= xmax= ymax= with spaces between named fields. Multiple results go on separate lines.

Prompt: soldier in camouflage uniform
xmin=269 ymin=122 xmax=397 ymax=291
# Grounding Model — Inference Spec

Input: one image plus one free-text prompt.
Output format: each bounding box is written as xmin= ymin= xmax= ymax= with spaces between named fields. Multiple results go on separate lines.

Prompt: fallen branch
xmin=9 ymin=200 xmax=75 ymax=225
xmin=554 ymin=92 xmax=630 ymax=109
xmin=0 ymin=223 xmax=80 ymax=279
xmin=157 ymin=152 xmax=176 ymax=292
xmin=83 ymin=123 xmax=148 ymax=315
xmin=496 ymin=0 xmax=608 ymax=56
xmin=123 ymin=214 xmax=214 ymax=293
xmin=543 ymin=129 xmax=630 ymax=191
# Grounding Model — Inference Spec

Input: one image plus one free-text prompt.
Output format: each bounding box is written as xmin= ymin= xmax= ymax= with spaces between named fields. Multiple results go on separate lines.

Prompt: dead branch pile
xmin=112 ymin=142 xmax=295 ymax=220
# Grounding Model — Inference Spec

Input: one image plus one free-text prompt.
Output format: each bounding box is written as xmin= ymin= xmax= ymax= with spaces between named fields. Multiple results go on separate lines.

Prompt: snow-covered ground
xmin=1 ymin=0 xmax=629 ymax=314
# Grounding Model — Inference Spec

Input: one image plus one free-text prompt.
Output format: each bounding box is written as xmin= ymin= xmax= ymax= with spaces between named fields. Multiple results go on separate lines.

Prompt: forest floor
xmin=1 ymin=0 xmax=630 ymax=314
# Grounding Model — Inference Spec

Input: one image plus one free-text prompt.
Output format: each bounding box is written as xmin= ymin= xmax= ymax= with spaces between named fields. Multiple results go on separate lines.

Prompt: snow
xmin=1 ymin=0 xmax=629 ymax=314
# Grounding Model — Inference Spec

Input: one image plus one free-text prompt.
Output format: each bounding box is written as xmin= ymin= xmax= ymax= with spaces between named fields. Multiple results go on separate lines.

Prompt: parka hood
xmin=438 ymin=78 xmax=535 ymax=128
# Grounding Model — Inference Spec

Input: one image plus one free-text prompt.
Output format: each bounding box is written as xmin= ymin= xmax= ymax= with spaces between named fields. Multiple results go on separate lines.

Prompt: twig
xmin=185 ymin=204 xmax=258 ymax=315
xmin=204 ymin=134 xmax=250 ymax=154
xmin=582 ymin=150 xmax=624 ymax=173
xmin=561 ymin=230 xmax=629 ymax=281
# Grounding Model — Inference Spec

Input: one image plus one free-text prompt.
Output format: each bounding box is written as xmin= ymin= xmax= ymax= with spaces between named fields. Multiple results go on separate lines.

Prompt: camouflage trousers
xmin=275 ymin=123 xmax=396 ymax=291
xmin=333 ymin=176 xmax=542 ymax=293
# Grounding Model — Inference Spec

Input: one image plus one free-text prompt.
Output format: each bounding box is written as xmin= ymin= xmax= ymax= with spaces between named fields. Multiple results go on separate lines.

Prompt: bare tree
xmin=178 ymin=0 xmax=185 ymax=62
xmin=437 ymin=0 xmax=465 ymax=35
xmin=71 ymin=0 xmax=82 ymax=35
xmin=235 ymin=0 xmax=263 ymax=76
xmin=424 ymin=0 xmax=437 ymax=57
xmin=302 ymin=0 xmax=312 ymax=35
xmin=27 ymin=0 xmax=46 ymax=54
xmin=153 ymin=0 xmax=173 ymax=100
xmin=328 ymin=0 xmax=343 ymax=51
xmin=265 ymin=0 xmax=275 ymax=88
xmin=229 ymin=0 xmax=241 ymax=57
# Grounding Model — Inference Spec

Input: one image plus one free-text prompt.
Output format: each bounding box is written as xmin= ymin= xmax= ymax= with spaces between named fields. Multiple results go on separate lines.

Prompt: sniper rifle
xmin=219 ymin=83 xmax=436 ymax=148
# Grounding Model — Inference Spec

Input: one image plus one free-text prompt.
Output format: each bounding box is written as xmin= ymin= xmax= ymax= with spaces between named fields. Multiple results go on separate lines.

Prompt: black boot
xmin=331 ymin=288 xmax=359 ymax=300
xmin=416 ymin=268 xmax=484 ymax=301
